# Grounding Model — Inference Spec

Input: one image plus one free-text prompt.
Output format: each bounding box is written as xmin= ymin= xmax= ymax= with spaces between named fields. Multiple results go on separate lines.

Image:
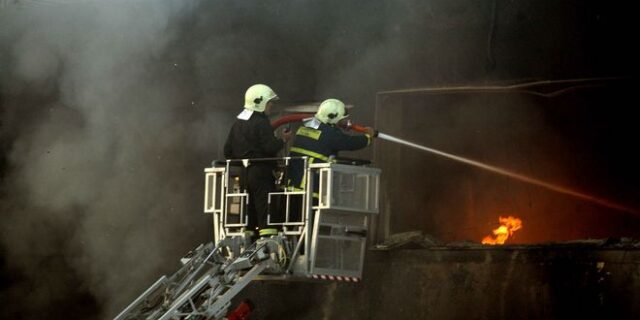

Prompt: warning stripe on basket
xmin=310 ymin=274 xmax=360 ymax=282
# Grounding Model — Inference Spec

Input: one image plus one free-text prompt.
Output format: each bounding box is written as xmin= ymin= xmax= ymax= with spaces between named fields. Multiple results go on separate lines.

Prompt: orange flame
xmin=482 ymin=216 xmax=523 ymax=245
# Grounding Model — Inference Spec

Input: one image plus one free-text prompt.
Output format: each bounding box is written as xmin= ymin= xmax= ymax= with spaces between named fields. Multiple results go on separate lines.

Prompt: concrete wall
xmin=239 ymin=246 xmax=640 ymax=319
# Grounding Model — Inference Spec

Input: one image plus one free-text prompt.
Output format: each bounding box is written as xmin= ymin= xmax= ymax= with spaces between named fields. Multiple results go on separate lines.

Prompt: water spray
xmin=349 ymin=124 xmax=640 ymax=215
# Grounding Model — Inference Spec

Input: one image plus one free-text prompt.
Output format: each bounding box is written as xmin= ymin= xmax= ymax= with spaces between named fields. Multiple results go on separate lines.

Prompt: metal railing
xmin=204 ymin=156 xmax=381 ymax=277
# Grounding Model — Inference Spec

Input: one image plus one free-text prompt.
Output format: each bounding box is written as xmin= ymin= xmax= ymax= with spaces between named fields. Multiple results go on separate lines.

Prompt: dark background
xmin=1 ymin=0 xmax=637 ymax=319
xmin=374 ymin=80 xmax=640 ymax=244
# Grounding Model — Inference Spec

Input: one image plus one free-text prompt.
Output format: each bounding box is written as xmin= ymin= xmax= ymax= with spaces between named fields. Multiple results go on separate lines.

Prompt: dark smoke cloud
xmin=0 ymin=1 xmax=415 ymax=318
xmin=0 ymin=1 xmax=219 ymax=318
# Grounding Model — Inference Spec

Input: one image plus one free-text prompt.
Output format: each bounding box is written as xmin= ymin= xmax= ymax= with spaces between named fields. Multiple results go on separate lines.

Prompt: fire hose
xmin=270 ymin=113 xmax=314 ymax=129
xmin=271 ymin=113 xmax=376 ymax=135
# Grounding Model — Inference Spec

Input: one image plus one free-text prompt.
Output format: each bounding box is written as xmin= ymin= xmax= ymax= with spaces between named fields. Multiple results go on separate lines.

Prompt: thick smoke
xmin=0 ymin=1 xmax=220 ymax=318
xmin=0 ymin=1 xmax=421 ymax=318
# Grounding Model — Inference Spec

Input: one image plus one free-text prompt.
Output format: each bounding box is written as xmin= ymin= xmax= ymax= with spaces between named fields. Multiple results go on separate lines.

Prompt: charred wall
xmin=373 ymin=79 xmax=640 ymax=244
xmin=239 ymin=246 xmax=640 ymax=320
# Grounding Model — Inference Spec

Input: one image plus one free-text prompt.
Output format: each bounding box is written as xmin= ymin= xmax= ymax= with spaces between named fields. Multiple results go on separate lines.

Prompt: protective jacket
xmin=224 ymin=111 xmax=283 ymax=162
xmin=288 ymin=118 xmax=371 ymax=191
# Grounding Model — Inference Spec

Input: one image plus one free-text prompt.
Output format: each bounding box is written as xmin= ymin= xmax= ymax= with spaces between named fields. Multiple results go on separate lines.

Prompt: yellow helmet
xmin=315 ymin=99 xmax=348 ymax=124
xmin=244 ymin=84 xmax=278 ymax=112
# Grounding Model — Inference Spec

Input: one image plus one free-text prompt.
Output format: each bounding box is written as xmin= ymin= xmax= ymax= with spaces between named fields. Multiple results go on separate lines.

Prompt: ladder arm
xmin=115 ymin=240 xmax=280 ymax=320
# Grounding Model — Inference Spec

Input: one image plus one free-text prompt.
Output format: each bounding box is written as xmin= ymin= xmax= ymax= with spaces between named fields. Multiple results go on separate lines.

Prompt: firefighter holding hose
xmin=287 ymin=98 xmax=376 ymax=196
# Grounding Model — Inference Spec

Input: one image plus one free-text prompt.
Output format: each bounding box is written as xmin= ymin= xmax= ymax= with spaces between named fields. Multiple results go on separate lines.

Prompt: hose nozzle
xmin=342 ymin=120 xmax=378 ymax=137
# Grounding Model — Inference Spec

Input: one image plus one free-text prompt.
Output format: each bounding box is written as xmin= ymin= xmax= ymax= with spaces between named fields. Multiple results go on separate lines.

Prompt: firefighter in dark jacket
xmin=287 ymin=99 xmax=376 ymax=196
xmin=224 ymin=84 xmax=291 ymax=238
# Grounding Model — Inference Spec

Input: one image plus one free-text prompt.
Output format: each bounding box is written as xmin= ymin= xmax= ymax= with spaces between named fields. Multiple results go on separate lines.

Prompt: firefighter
xmin=224 ymin=84 xmax=292 ymax=238
xmin=287 ymin=98 xmax=376 ymax=199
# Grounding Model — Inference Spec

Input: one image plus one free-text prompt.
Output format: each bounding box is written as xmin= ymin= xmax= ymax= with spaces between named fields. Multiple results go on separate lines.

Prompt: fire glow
xmin=482 ymin=216 xmax=523 ymax=245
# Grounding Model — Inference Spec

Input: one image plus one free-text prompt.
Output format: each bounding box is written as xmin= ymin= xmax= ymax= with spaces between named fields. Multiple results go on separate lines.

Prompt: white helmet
xmin=315 ymin=99 xmax=348 ymax=124
xmin=244 ymin=84 xmax=278 ymax=112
